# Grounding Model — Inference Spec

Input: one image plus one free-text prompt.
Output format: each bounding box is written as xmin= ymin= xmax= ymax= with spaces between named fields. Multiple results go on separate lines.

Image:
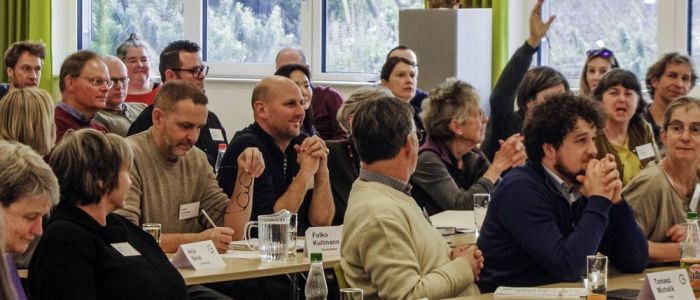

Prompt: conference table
xmin=444 ymin=266 xmax=677 ymax=299
xmin=177 ymin=252 xmax=341 ymax=285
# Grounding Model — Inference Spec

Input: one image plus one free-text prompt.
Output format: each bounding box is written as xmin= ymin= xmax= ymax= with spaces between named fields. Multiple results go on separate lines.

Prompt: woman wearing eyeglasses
xmin=624 ymin=96 xmax=700 ymax=263
xmin=410 ymin=78 xmax=526 ymax=216
xmin=593 ymin=69 xmax=660 ymax=186
xmin=579 ymin=48 xmax=620 ymax=97
xmin=116 ymin=34 xmax=160 ymax=105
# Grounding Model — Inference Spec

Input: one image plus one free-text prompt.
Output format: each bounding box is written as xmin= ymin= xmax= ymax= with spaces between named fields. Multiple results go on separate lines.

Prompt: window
xmin=81 ymin=0 xmax=185 ymax=70
xmin=81 ymin=0 xmax=427 ymax=80
xmin=323 ymin=0 xmax=424 ymax=74
xmin=542 ymin=0 xmax=657 ymax=82
xmin=205 ymin=0 xmax=301 ymax=64
xmin=692 ymin=0 xmax=700 ymax=65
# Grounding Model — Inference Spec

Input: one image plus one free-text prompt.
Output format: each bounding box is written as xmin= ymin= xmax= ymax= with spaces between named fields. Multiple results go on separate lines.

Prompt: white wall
xmin=203 ymin=79 xmax=366 ymax=137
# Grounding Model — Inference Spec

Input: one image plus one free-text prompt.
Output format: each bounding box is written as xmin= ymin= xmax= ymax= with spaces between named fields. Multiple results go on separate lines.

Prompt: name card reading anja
xmin=304 ymin=226 xmax=342 ymax=257
xmin=171 ymin=240 xmax=226 ymax=271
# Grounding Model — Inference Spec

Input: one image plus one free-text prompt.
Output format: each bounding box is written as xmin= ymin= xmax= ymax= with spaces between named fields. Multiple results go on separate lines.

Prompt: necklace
xmin=347 ymin=142 xmax=360 ymax=177
xmin=662 ymin=164 xmax=697 ymax=198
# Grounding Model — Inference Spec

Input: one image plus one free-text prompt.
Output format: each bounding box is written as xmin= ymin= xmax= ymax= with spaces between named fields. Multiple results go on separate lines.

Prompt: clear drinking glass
xmin=586 ymin=255 xmax=608 ymax=300
xmin=339 ymin=288 xmax=363 ymax=300
xmin=473 ymin=193 xmax=490 ymax=237
xmin=288 ymin=212 xmax=298 ymax=256
xmin=142 ymin=223 xmax=161 ymax=245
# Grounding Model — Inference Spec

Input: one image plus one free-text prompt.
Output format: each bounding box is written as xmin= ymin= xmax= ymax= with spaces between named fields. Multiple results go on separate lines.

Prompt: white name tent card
xmin=637 ymin=269 xmax=695 ymax=300
xmin=179 ymin=202 xmax=200 ymax=220
xmin=171 ymin=240 xmax=226 ymax=270
xmin=493 ymin=287 xmax=586 ymax=298
xmin=304 ymin=226 xmax=342 ymax=257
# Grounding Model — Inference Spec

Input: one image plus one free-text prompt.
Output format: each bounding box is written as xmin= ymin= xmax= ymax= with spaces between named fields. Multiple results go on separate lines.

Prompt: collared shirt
xmin=57 ymin=101 xmax=93 ymax=122
xmin=542 ymin=164 xmax=580 ymax=205
xmin=358 ymin=168 xmax=412 ymax=196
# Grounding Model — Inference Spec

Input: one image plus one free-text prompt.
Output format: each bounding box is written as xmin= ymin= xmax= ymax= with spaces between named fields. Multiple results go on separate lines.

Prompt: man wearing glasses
xmin=94 ymin=56 xmax=147 ymax=137
xmin=55 ymin=50 xmax=110 ymax=141
xmin=1 ymin=40 xmax=45 ymax=99
xmin=128 ymin=40 xmax=227 ymax=167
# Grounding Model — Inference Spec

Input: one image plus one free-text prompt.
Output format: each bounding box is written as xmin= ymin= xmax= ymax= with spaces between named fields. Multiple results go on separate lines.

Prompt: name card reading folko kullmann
xmin=304 ymin=226 xmax=342 ymax=257
xmin=636 ymin=269 xmax=695 ymax=300
xmin=171 ymin=240 xmax=226 ymax=271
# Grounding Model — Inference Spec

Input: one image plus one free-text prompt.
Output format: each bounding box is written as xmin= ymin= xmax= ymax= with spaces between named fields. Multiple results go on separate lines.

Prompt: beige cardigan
xmin=341 ymin=180 xmax=479 ymax=300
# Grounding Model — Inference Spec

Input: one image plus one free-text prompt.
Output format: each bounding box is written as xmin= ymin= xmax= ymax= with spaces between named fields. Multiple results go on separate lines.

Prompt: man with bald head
xmin=95 ymin=56 xmax=147 ymax=136
xmin=218 ymin=75 xmax=334 ymax=236
xmin=275 ymin=47 xmax=346 ymax=140
xmin=55 ymin=50 xmax=109 ymax=141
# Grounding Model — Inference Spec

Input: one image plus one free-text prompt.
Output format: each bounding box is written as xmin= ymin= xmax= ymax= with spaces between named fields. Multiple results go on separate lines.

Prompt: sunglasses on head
xmin=586 ymin=48 xmax=620 ymax=68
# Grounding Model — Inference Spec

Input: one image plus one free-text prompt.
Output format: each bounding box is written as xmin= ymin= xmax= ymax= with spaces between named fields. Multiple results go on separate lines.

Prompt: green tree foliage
xmin=548 ymin=0 xmax=656 ymax=80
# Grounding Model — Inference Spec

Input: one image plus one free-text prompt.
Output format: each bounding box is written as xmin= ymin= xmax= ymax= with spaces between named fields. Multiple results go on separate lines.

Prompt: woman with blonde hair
xmin=579 ymin=48 xmax=619 ymax=97
xmin=0 ymin=87 xmax=55 ymax=156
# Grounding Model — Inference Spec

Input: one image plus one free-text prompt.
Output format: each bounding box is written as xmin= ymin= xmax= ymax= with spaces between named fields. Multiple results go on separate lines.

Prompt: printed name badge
xmin=209 ymin=129 xmax=225 ymax=142
xmin=111 ymin=242 xmax=141 ymax=257
xmin=635 ymin=143 xmax=656 ymax=160
xmin=637 ymin=269 xmax=694 ymax=300
xmin=179 ymin=202 xmax=200 ymax=220
xmin=304 ymin=226 xmax=342 ymax=257
xmin=171 ymin=240 xmax=226 ymax=271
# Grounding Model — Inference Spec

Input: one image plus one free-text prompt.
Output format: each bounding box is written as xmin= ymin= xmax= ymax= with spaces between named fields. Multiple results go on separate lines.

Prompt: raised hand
xmin=237 ymin=147 xmax=265 ymax=177
xmin=528 ymin=0 xmax=556 ymax=48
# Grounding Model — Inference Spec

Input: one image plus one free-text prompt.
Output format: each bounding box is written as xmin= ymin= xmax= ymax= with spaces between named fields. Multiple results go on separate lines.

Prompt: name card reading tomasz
xmin=304 ymin=226 xmax=342 ymax=257
xmin=637 ymin=269 xmax=694 ymax=300
xmin=171 ymin=240 xmax=226 ymax=271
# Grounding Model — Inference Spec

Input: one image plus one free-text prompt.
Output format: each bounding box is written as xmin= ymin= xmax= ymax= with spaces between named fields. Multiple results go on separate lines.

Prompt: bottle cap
xmin=688 ymin=211 xmax=698 ymax=219
xmin=310 ymin=252 xmax=323 ymax=263
xmin=218 ymin=143 xmax=227 ymax=151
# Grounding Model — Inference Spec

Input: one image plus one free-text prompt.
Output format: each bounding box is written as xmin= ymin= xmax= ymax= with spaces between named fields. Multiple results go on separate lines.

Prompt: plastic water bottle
xmin=214 ymin=143 xmax=226 ymax=175
xmin=681 ymin=211 xmax=700 ymax=297
xmin=305 ymin=253 xmax=328 ymax=300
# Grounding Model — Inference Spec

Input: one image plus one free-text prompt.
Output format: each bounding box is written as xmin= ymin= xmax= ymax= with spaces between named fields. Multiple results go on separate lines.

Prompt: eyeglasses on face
xmin=171 ymin=65 xmax=209 ymax=78
xmin=77 ymin=76 xmax=114 ymax=89
xmin=666 ymin=123 xmax=700 ymax=137
xmin=110 ymin=77 xmax=130 ymax=86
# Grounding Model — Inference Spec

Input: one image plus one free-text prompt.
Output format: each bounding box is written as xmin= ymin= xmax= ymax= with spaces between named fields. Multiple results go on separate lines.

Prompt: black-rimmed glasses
xmin=236 ymin=172 xmax=252 ymax=210
xmin=110 ymin=76 xmax=130 ymax=86
xmin=171 ymin=66 xmax=209 ymax=78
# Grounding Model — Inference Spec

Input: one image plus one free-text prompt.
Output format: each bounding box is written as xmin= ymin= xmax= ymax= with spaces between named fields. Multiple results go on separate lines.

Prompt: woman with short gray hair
xmin=0 ymin=140 xmax=59 ymax=300
xmin=411 ymin=78 xmax=526 ymax=215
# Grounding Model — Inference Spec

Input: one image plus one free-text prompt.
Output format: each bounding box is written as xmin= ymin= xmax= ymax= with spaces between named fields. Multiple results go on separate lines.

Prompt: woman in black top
xmin=28 ymin=129 xmax=189 ymax=300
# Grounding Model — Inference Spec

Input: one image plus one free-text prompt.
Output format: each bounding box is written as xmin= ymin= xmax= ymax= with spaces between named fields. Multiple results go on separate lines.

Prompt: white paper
xmin=493 ymin=287 xmax=586 ymax=298
xmin=690 ymin=183 xmax=700 ymax=212
xmin=171 ymin=240 xmax=226 ymax=270
xmin=209 ymin=129 xmax=225 ymax=141
xmin=220 ymin=250 xmax=262 ymax=260
xmin=179 ymin=202 xmax=200 ymax=220
xmin=230 ymin=237 xmax=305 ymax=251
xmin=635 ymin=143 xmax=656 ymax=160
xmin=111 ymin=242 xmax=141 ymax=257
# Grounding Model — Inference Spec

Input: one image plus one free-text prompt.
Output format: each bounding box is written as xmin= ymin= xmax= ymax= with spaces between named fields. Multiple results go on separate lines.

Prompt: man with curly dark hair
xmin=476 ymin=93 xmax=648 ymax=292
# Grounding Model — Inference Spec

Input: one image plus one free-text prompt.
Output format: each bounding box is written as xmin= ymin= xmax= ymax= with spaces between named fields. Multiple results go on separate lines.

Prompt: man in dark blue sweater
xmin=476 ymin=94 xmax=648 ymax=292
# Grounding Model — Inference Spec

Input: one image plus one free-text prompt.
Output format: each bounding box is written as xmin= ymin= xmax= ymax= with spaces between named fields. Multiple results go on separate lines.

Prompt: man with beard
xmin=644 ymin=53 xmax=697 ymax=151
xmin=476 ymin=94 xmax=648 ymax=292
xmin=128 ymin=40 xmax=227 ymax=167
xmin=116 ymin=80 xmax=264 ymax=256
xmin=1 ymin=41 xmax=45 ymax=99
